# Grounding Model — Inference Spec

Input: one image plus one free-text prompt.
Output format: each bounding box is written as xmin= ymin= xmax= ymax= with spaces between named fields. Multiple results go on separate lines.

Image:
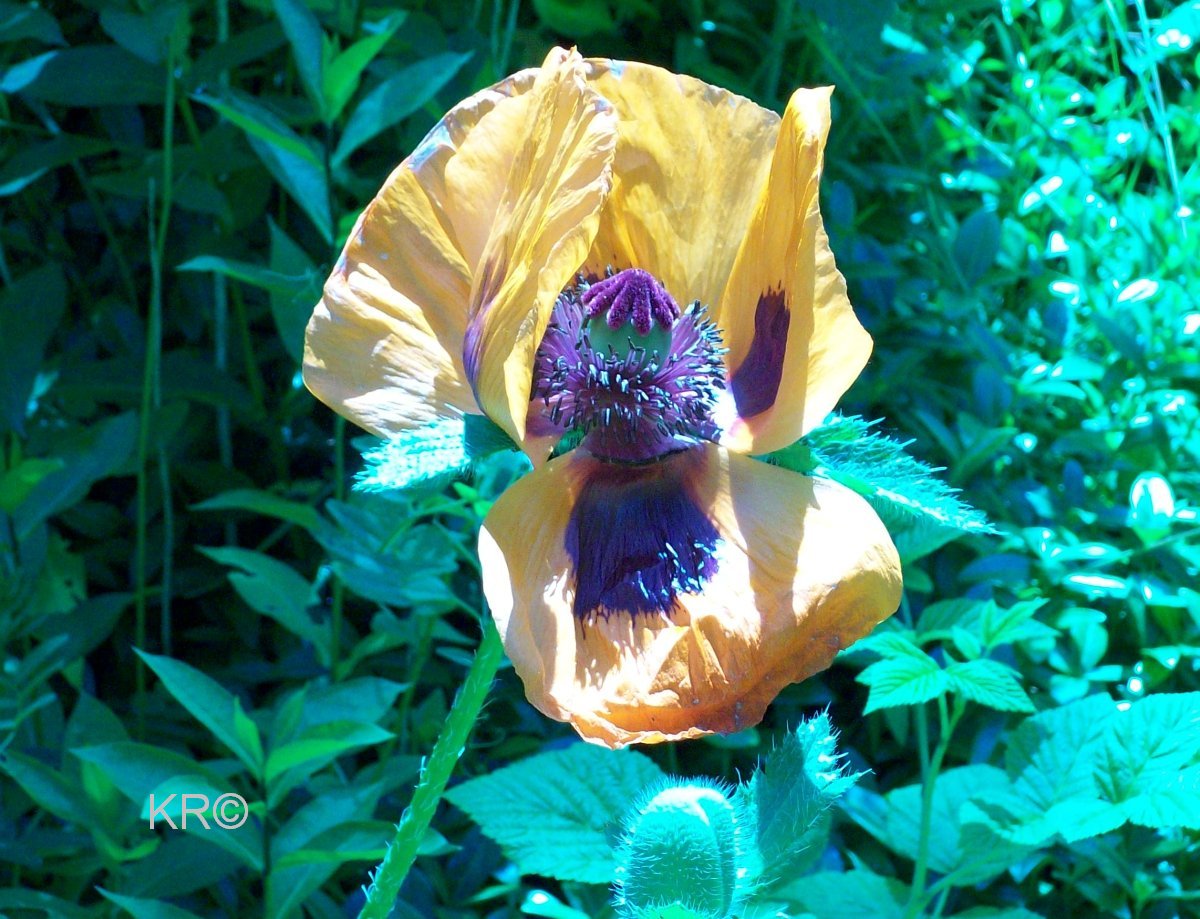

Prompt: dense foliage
xmin=1 ymin=0 xmax=1198 ymax=917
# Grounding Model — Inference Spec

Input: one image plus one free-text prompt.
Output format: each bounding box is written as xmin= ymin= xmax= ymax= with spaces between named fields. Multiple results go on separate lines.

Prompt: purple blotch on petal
xmin=565 ymin=455 xmax=721 ymax=619
xmin=729 ymin=289 xmax=790 ymax=420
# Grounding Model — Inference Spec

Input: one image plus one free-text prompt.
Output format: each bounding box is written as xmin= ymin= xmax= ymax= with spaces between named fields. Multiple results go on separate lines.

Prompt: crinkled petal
xmin=714 ymin=87 xmax=873 ymax=455
xmin=578 ymin=59 xmax=780 ymax=310
xmin=479 ymin=442 xmax=902 ymax=748
xmin=463 ymin=49 xmax=617 ymax=452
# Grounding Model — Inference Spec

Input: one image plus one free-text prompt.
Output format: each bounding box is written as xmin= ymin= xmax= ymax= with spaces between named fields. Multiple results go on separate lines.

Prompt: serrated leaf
xmin=775 ymin=868 xmax=910 ymax=919
xmin=1096 ymin=691 xmax=1200 ymax=829
xmin=136 ymin=651 xmax=264 ymax=772
xmin=334 ymin=51 xmax=473 ymax=163
xmin=773 ymin=414 xmax=995 ymax=538
xmin=445 ymin=743 xmax=664 ymax=883
xmin=945 ymin=659 xmax=1035 ymax=712
xmin=858 ymin=649 xmax=948 ymax=713
xmin=746 ymin=712 xmax=862 ymax=879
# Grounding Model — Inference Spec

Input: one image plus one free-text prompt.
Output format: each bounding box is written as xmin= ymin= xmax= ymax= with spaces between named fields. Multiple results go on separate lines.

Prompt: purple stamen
xmin=581 ymin=268 xmax=681 ymax=335
xmin=532 ymin=274 xmax=726 ymax=463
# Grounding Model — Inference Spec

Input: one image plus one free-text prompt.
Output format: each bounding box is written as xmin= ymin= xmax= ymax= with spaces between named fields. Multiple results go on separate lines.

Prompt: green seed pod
xmin=612 ymin=779 xmax=753 ymax=919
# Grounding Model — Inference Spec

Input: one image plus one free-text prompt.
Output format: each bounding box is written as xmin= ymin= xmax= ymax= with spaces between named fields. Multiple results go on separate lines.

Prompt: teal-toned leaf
xmin=355 ymin=414 xmax=519 ymax=493
xmin=857 ymin=648 xmax=948 ymax=713
xmin=945 ymin=659 xmax=1035 ymax=712
xmin=197 ymin=546 xmax=326 ymax=654
xmin=334 ymin=51 xmax=473 ymax=163
xmin=71 ymin=742 xmax=229 ymax=807
xmin=775 ymin=868 xmax=910 ymax=919
xmin=0 ymin=263 xmax=65 ymax=435
xmin=267 ymin=219 xmax=322 ymax=363
xmin=0 ymin=891 xmax=92 ymax=919
xmin=98 ymin=888 xmax=205 ymax=919
xmin=1 ymin=46 xmax=163 ymax=105
xmin=744 ymin=712 xmax=863 ymax=878
xmin=191 ymin=488 xmax=324 ymax=535
xmin=445 ymin=743 xmax=665 ymax=883
xmin=273 ymin=0 xmax=325 ymax=116
xmin=176 ymin=254 xmax=306 ymax=293
xmin=1 ymin=750 xmax=94 ymax=825
xmin=98 ymin=3 xmax=189 ymax=65
xmin=0 ymin=457 xmax=64 ymax=513
xmin=137 ymin=773 xmax=262 ymax=869
xmin=321 ymin=11 xmax=406 ymax=123
xmin=246 ymin=131 xmax=332 ymax=241
xmin=135 ymin=651 xmax=264 ymax=772
xmin=0 ymin=134 xmax=113 ymax=197
xmin=0 ymin=2 xmax=65 ymax=45
xmin=979 ymin=598 xmax=1056 ymax=648
xmin=952 ymin=207 xmax=1001 ymax=284
xmin=14 ymin=411 xmax=138 ymax=538
xmin=1096 ymin=691 xmax=1200 ymax=829
xmin=773 ymin=415 xmax=995 ymax=541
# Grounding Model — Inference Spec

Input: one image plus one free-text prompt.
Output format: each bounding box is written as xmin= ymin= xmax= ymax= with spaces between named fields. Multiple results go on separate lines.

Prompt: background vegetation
xmin=1 ymin=0 xmax=1198 ymax=916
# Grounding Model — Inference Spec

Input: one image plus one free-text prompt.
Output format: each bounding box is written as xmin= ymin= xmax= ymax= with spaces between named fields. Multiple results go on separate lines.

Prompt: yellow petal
xmin=464 ymin=49 xmax=617 ymax=450
xmin=715 ymin=87 xmax=874 ymax=455
xmin=303 ymin=66 xmax=543 ymax=435
xmin=479 ymin=443 xmax=901 ymax=748
xmin=578 ymin=59 xmax=780 ymax=310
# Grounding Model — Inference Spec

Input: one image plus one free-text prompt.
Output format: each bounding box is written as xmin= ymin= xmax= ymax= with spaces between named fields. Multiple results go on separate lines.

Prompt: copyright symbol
xmin=212 ymin=792 xmax=248 ymax=829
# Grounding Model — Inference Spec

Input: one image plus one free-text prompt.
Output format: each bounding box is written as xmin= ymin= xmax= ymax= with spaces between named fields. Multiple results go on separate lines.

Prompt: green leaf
xmin=445 ymin=743 xmax=665 ymax=883
xmin=0 ymin=457 xmax=64 ymax=513
xmin=0 ymin=134 xmax=113 ymax=197
xmin=532 ymin=0 xmax=617 ymax=35
xmin=135 ymin=650 xmax=264 ymax=772
xmin=945 ymin=659 xmax=1035 ymax=712
xmin=745 ymin=712 xmax=863 ymax=878
xmin=137 ymin=773 xmax=262 ymax=869
xmin=1 ymin=750 xmax=94 ymax=825
xmin=776 ymin=868 xmax=910 ymax=919
xmin=1096 ymin=691 xmax=1200 ymax=829
xmin=272 ymin=0 xmax=325 ymax=116
xmin=98 ymin=888 xmax=206 ymax=919
xmin=197 ymin=546 xmax=326 ymax=655
xmin=192 ymin=89 xmax=322 ymax=167
xmin=71 ymin=741 xmax=229 ymax=807
xmin=0 ymin=2 xmax=65 ymax=45
xmin=355 ymin=415 xmax=519 ymax=493
xmin=176 ymin=254 xmax=307 ymax=293
xmin=265 ymin=721 xmax=392 ymax=783
xmin=0 ymin=263 xmax=65 ymax=435
xmin=952 ymin=207 xmax=1001 ymax=284
xmin=98 ymin=3 xmax=189 ymax=65
xmin=334 ymin=51 xmax=473 ymax=163
xmin=191 ymin=488 xmax=324 ymax=535
xmin=321 ymin=11 xmax=406 ymax=123
xmin=1 ymin=45 xmax=163 ymax=105
xmin=13 ymin=411 xmax=138 ymax=538
xmin=857 ymin=648 xmax=948 ymax=713
xmin=246 ymin=132 xmax=332 ymax=241
xmin=773 ymin=415 xmax=995 ymax=540
xmin=267 ymin=218 xmax=322 ymax=363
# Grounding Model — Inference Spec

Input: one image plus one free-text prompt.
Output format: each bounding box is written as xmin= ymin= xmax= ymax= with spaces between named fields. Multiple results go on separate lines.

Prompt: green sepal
xmin=354 ymin=414 xmax=519 ymax=493
xmin=769 ymin=414 xmax=996 ymax=559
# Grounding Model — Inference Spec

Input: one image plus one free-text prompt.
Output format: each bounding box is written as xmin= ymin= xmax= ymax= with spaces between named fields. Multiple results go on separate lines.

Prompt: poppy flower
xmin=304 ymin=48 xmax=903 ymax=748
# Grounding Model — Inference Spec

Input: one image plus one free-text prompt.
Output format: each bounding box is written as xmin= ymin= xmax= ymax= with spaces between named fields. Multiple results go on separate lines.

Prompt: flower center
xmin=532 ymin=269 xmax=726 ymax=463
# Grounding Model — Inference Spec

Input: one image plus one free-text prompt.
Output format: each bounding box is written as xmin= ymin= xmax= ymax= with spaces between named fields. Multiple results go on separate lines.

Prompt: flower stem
xmin=357 ymin=618 xmax=505 ymax=919
xmin=906 ymin=695 xmax=965 ymax=918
